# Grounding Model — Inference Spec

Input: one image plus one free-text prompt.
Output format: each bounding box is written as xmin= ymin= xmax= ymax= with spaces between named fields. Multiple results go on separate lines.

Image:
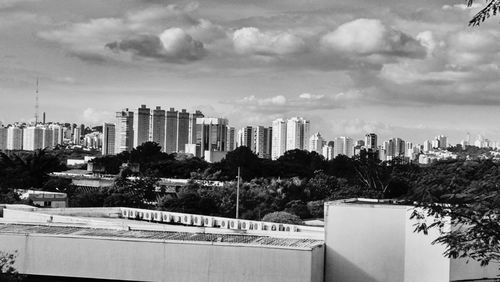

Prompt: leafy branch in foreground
xmin=468 ymin=0 xmax=500 ymax=26
xmin=410 ymin=161 xmax=500 ymax=266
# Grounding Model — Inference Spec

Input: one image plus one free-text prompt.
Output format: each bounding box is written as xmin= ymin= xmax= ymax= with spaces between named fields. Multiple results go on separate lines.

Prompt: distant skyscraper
xmin=151 ymin=106 xmax=165 ymax=149
xmin=195 ymin=117 xmax=228 ymax=158
xmin=42 ymin=127 xmax=53 ymax=149
xmin=385 ymin=138 xmax=405 ymax=159
xmin=188 ymin=110 xmax=204 ymax=145
xmin=436 ymin=135 xmax=447 ymax=149
xmin=226 ymin=126 xmax=235 ymax=152
xmin=102 ymin=123 xmax=116 ymax=156
xmin=177 ymin=109 xmax=190 ymax=153
xmin=23 ymin=126 xmax=44 ymax=151
xmin=134 ymin=105 xmax=150 ymax=147
xmin=365 ymin=133 xmax=377 ymax=151
xmin=50 ymin=124 xmax=63 ymax=147
xmin=271 ymin=118 xmax=287 ymax=160
xmin=115 ymin=109 xmax=134 ymax=153
xmin=309 ymin=132 xmax=324 ymax=154
xmin=423 ymin=140 xmax=432 ymax=152
xmin=165 ymin=108 xmax=178 ymax=153
xmin=237 ymin=126 xmax=254 ymax=148
xmin=254 ymin=126 xmax=272 ymax=159
xmin=322 ymin=141 xmax=334 ymax=160
xmin=7 ymin=127 xmax=23 ymax=150
xmin=73 ymin=127 xmax=81 ymax=145
xmin=0 ymin=127 xmax=7 ymax=151
xmin=286 ymin=117 xmax=310 ymax=151
xmin=333 ymin=136 xmax=354 ymax=158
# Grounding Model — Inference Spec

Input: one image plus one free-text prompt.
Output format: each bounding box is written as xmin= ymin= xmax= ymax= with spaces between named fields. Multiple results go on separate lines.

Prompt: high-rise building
xmin=286 ymin=117 xmax=310 ymax=151
xmin=365 ymin=133 xmax=377 ymax=151
xmin=73 ymin=127 xmax=81 ymax=145
xmin=226 ymin=126 xmax=235 ymax=152
xmin=102 ymin=123 xmax=116 ymax=156
xmin=50 ymin=124 xmax=63 ymax=147
xmin=436 ymin=135 xmax=447 ymax=149
xmin=23 ymin=126 xmax=44 ymax=151
xmin=423 ymin=140 xmax=432 ymax=152
xmin=333 ymin=136 xmax=354 ymax=158
xmin=177 ymin=109 xmax=190 ymax=153
xmin=0 ymin=127 xmax=7 ymax=151
xmin=188 ymin=110 xmax=204 ymax=145
xmin=151 ymin=106 xmax=165 ymax=149
xmin=309 ymin=132 xmax=324 ymax=154
xmin=7 ymin=127 xmax=23 ymax=150
xmin=164 ymin=108 xmax=178 ymax=154
xmin=42 ymin=127 xmax=53 ymax=149
xmin=271 ymin=118 xmax=287 ymax=160
xmin=322 ymin=141 xmax=334 ymax=160
xmin=237 ymin=126 xmax=254 ymax=149
xmin=384 ymin=138 xmax=405 ymax=160
xmin=115 ymin=109 xmax=134 ymax=153
xmin=195 ymin=117 xmax=228 ymax=158
xmin=254 ymin=126 xmax=272 ymax=159
xmin=133 ymin=105 xmax=150 ymax=147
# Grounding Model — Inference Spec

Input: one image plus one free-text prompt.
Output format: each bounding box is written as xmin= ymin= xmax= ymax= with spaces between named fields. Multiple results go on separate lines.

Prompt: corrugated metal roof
xmin=0 ymin=224 xmax=323 ymax=249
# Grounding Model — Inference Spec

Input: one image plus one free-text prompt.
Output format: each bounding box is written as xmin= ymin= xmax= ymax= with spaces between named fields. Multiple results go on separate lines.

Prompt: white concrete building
xmin=309 ymin=132 xmax=324 ymax=154
xmin=7 ymin=126 xmax=23 ymax=150
xmin=286 ymin=117 xmax=310 ymax=152
xmin=133 ymin=104 xmax=151 ymax=148
xmin=271 ymin=118 xmax=287 ymax=160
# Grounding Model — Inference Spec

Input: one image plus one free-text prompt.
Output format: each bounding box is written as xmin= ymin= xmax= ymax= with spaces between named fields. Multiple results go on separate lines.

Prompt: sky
xmin=1 ymin=0 xmax=500 ymax=145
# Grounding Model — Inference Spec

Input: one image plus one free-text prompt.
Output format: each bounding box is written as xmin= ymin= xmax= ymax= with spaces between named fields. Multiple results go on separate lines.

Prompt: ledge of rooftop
xmin=325 ymin=198 xmax=414 ymax=208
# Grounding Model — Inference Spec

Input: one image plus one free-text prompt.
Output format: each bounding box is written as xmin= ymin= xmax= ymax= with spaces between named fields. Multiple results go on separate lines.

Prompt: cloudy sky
xmin=1 ymin=0 xmax=499 ymax=144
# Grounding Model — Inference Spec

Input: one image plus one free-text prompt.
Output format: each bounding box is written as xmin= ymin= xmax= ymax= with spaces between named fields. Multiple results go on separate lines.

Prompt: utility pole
xmin=236 ymin=166 xmax=240 ymax=219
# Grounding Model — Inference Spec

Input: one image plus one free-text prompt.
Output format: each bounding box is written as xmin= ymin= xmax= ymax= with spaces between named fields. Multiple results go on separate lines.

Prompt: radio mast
xmin=35 ymin=77 xmax=39 ymax=125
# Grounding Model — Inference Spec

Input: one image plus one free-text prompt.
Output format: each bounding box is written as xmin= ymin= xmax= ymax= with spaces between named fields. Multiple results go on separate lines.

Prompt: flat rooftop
xmin=0 ymin=223 xmax=323 ymax=250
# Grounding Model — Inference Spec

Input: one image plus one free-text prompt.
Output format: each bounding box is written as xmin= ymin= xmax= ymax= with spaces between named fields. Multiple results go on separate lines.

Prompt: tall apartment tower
xmin=189 ymin=110 xmax=204 ymax=144
xmin=196 ymin=117 xmax=228 ymax=158
xmin=176 ymin=109 xmax=190 ymax=152
xmin=309 ymin=132 xmax=324 ymax=154
xmin=237 ymin=126 xmax=254 ymax=149
xmin=254 ymin=126 xmax=272 ymax=159
xmin=0 ymin=127 xmax=7 ymax=151
xmin=115 ymin=109 xmax=134 ymax=154
xmin=50 ymin=125 xmax=63 ymax=147
xmin=271 ymin=118 xmax=287 ymax=160
xmin=333 ymin=136 xmax=354 ymax=158
xmin=286 ymin=117 xmax=310 ymax=151
xmin=133 ymin=105 xmax=151 ymax=148
xmin=73 ymin=127 xmax=81 ymax=145
xmin=7 ymin=127 xmax=23 ymax=150
xmin=42 ymin=127 xmax=53 ymax=149
xmin=365 ymin=133 xmax=378 ymax=151
xmin=151 ymin=106 xmax=166 ymax=149
xmin=102 ymin=123 xmax=116 ymax=156
xmin=165 ymin=108 xmax=178 ymax=153
xmin=226 ymin=126 xmax=235 ymax=152
xmin=23 ymin=126 xmax=44 ymax=151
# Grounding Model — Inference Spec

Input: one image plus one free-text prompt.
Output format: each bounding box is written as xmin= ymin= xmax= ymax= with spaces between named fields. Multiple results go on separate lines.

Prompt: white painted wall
xmin=0 ymin=232 xmax=323 ymax=282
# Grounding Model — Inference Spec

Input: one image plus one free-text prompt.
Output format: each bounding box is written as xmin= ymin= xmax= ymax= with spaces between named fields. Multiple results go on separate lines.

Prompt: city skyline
xmin=1 ymin=0 xmax=500 ymax=145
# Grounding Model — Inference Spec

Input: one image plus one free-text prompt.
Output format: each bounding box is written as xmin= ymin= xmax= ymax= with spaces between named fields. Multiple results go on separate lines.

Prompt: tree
xmin=409 ymin=160 xmax=500 ymax=266
xmin=468 ymin=0 xmax=500 ymax=26
xmin=262 ymin=211 xmax=303 ymax=225
xmin=0 ymin=251 xmax=23 ymax=281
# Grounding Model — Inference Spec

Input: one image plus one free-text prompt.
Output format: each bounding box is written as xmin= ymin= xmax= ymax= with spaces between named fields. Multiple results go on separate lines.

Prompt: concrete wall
xmin=325 ymin=201 xmax=500 ymax=282
xmin=325 ymin=204 xmax=406 ymax=282
xmin=0 ymin=233 xmax=323 ymax=282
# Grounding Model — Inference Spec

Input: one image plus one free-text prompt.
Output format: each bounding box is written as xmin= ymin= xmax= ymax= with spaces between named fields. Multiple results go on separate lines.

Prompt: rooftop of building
xmin=326 ymin=198 xmax=412 ymax=208
xmin=0 ymin=223 xmax=323 ymax=250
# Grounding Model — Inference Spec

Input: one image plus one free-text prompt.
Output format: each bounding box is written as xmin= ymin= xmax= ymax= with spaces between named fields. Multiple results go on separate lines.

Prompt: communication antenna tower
xmin=35 ymin=78 xmax=39 ymax=124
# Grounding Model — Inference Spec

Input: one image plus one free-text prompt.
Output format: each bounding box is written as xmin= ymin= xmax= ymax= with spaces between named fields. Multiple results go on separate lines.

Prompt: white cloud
xmin=159 ymin=28 xmax=206 ymax=60
xmin=232 ymin=27 xmax=306 ymax=56
xmin=321 ymin=18 xmax=425 ymax=58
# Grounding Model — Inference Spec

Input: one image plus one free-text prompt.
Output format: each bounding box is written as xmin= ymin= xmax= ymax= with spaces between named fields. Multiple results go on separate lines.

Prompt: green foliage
xmin=0 ymin=251 xmax=24 ymax=281
xmin=262 ymin=211 xmax=303 ymax=225
xmin=409 ymin=160 xmax=500 ymax=266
